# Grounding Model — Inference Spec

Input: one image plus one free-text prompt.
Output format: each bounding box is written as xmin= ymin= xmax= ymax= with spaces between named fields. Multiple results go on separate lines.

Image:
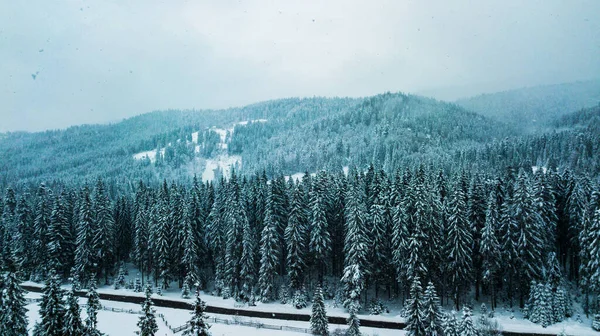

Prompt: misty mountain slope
xmin=228 ymin=92 xmax=516 ymax=175
xmin=553 ymin=103 xmax=600 ymax=130
xmin=455 ymin=79 xmax=600 ymax=131
xmin=0 ymin=93 xmax=515 ymax=187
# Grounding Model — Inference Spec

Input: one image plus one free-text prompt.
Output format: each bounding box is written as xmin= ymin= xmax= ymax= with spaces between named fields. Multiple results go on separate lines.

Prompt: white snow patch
xmin=191 ymin=131 xmax=199 ymax=144
xmin=343 ymin=166 xmax=349 ymax=175
xmin=532 ymin=166 xmax=548 ymax=174
xmin=202 ymin=155 xmax=242 ymax=182
xmin=211 ymin=127 xmax=230 ymax=143
xmin=237 ymin=119 xmax=268 ymax=126
xmin=132 ymin=148 xmax=165 ymax=163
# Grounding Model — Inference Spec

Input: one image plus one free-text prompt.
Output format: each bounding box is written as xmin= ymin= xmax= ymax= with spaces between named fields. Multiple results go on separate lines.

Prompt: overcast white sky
xmin=1 ymin=0 xmax=599 ymax=132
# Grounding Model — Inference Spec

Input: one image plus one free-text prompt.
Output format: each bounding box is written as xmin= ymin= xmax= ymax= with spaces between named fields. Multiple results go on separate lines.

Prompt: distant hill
xmin=0 ymin=93 xmax=514 ymax=188
xmin=455 ymin=80 xmax=600 ymax=131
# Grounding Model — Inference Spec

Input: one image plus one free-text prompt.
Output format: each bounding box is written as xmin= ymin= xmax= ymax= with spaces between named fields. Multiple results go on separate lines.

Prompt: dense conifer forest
xmin=1 ymin=87 xmax=600 ymax=334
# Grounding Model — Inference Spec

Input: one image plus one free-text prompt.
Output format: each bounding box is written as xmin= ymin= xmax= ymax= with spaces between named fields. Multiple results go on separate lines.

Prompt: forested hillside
xmin=2 ymin=90 xmax=600 ymax=334
xmin=456 ymin=80 xmax=600 ymax=132
xmin=0 ymin=93 xmax=514 ymax=190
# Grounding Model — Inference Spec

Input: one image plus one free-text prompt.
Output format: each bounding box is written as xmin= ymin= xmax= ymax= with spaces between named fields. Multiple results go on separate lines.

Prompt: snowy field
xmin=23 ymin=277 xmax=597 ymax=336
xmin=24 ymin=292 xmax=403 ymax=336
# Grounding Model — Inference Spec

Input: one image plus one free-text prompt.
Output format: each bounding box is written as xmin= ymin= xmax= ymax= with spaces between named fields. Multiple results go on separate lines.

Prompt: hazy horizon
xmin=2 ymin=0 xmax=600 ymax=132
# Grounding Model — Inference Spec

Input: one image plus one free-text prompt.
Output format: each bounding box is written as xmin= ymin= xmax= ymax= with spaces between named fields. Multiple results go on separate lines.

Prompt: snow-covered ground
xmin=132 ymin=148 xmax=165 ymax=163
xmin=201 ymin=154 xmax=242 ymax=182
xmin=23 ymin=276 xmax=597 ymax=336
xmin=131 ymin=119 xmax=266 ymax=180
xmin=24 ymin=291 xmax=401 ymax=336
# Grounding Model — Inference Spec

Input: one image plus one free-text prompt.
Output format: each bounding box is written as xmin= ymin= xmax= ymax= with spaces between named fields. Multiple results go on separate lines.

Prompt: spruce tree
xmin=310 ymin=286 xmax=329 ymax=335
xmin=48 ymin=193 xmax=73 ymax=278
xmin=239 ymin=211 xmax=256 ymax=301
xmin=422 ymin=281 xmax=443 ymax=336
xmin=63 ymin=285 xmax=84 ymax=336
xmin=92 ymin=178 xmax=116 ymax=284
xmin=309 ymin=173 xmax=332 ymax=284
xmin=85 ymin=278 xmax=102 ymax=336
xmin=223 ymin=173 xmax=246 ymax=299
xmin=138 ymin=285 xmax=158 ymax=336
xmin=459 ymin=306 xmax=477 ymax=336
xmin=404 ymin=275 xmax=425 ymax=336
xmin=74 ymin=187 xmax=94 ymax=286
xmin=286 ymin=184 xmax=308 ymax=292
xmin=182 ymin=195 xmax=201 ymax=286
xmin=446 ymin=186 xmax=472 ymax=311
xmin=1 ymin=271 xmax=28 ymax=336
xmin=183 ymin=290 xmax=211 ymax=336
xmin=442 ymin=312 xmax=458 ymax=336
xmin=13 ymin=196 xmax=33 ymax=277
xmin=512 ymin=170 xmax=544 ymax=305
xmin=257 ymin=195 xmax=280 ymax=302
xmin=34 ymin=272 xmax=65 ymax=336
xmin=346 ymin=301 xmax=361 ymax=336
xmin=341 ymin=177 xmax=369 ymax=310
xmin=32 ymin=184 xmax=52 ymax=279
xmin=481 ymin=191 xmax=501 ymax=310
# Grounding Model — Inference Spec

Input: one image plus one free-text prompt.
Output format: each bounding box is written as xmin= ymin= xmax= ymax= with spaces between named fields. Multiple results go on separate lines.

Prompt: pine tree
xmin=63 ymin=285 xmax=84 ymax=336
xmin=48 ymin=193 xmax=74 ymax=278
xmin=346 ymin=301 xmax=361 ymax=336
xmin=92 ymin=178 xmax=116 ymax=284
xmin=34 ymin=272 xmax=65 ymax=336
xmin=182 ymin=194 xmax=201 ymax=286
xmin=309 ymin=173 xmax=332 ymax=284
xmin=404 ymin=275 xmax=425 ymax=336
xmin=1 ymin=188 xmax=17 ymax=269
xmin=134 ymin=274 xmax=143 ymax=292
xmin=133 ymin=197 xmax=150 ymax=285
xmin=155 ymin=182 xmax=173 ymax=290
xmin=1 ymin=271 xmax=28 ymax=336
xmin=481 ymin=191 xmax=501 ymax=310
xmin=442 ymin=312 xmax=458 ymax=336
xmin=223 ymin=173 xmax=246 ymax=299
xmin=446 ymin=186 xmax=472 ymax=311
xmin=74 ymin=187 xmax=94 ymax=286
xmin=32 ymin=184 xmax=52 ymax=278
xmin=468 ymin=176 xmax=487 ymax=302
xmin=459 ymin=306 xmax=477 ymax=336
xmin=85 ymin=278 xmax=102 ymax=336
xmin=181 ymin=274 xmax=192 ymax=299
xmin=553 ymin=287 xmax=567 ymax=323
xmin=13 ymin=196 xmax=33 ymax=277
xmin=423 ymin=281 xmax=443 ymax=336
xmin=114 ymin=264 xmax=126 ymax=289
xmin=341 ymin=177 xmax=369 ymax=310
xmin=286 ymin=184 xmax=308 ymax=292
xmin=310 ymin=286 xmax=329 ymax=336
xmin=239 ymin=210 xmax=256 ymax=301
xmin=369 ymin=181 xmax=393 ymax=298
xmin=138 ymin=285 xmax=158 ymax=336
xmin=587 ymin=209 xmax=600 ymax=296
xmin=257 ymin=195 xmax=280 ymax=302
xmin=512 ymin=171 xmax=544 ymax=305
xmin=183 ymin=290 xmax=211 ymax=336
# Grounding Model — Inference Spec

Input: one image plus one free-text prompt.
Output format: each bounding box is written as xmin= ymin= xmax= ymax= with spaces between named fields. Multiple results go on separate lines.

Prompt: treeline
xmin=1 ymin=164 xmax=599 ymax=319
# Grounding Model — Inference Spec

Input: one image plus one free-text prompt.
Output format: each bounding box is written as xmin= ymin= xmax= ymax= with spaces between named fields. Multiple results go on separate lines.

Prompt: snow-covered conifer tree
xmin=1 ymin=271 xmax=28 ymax=336
xmin=183 ymin=290 xmax=211 ymax=336
xmin=138 ymin=285 xmax=158 ymax=336
xmin=310 ymin=286 xmax=329 ymax=335
xmin=423 ymin=281 xmax=443 ymax=336
xmin=63 ymin=284 xmax=84 ymax=336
